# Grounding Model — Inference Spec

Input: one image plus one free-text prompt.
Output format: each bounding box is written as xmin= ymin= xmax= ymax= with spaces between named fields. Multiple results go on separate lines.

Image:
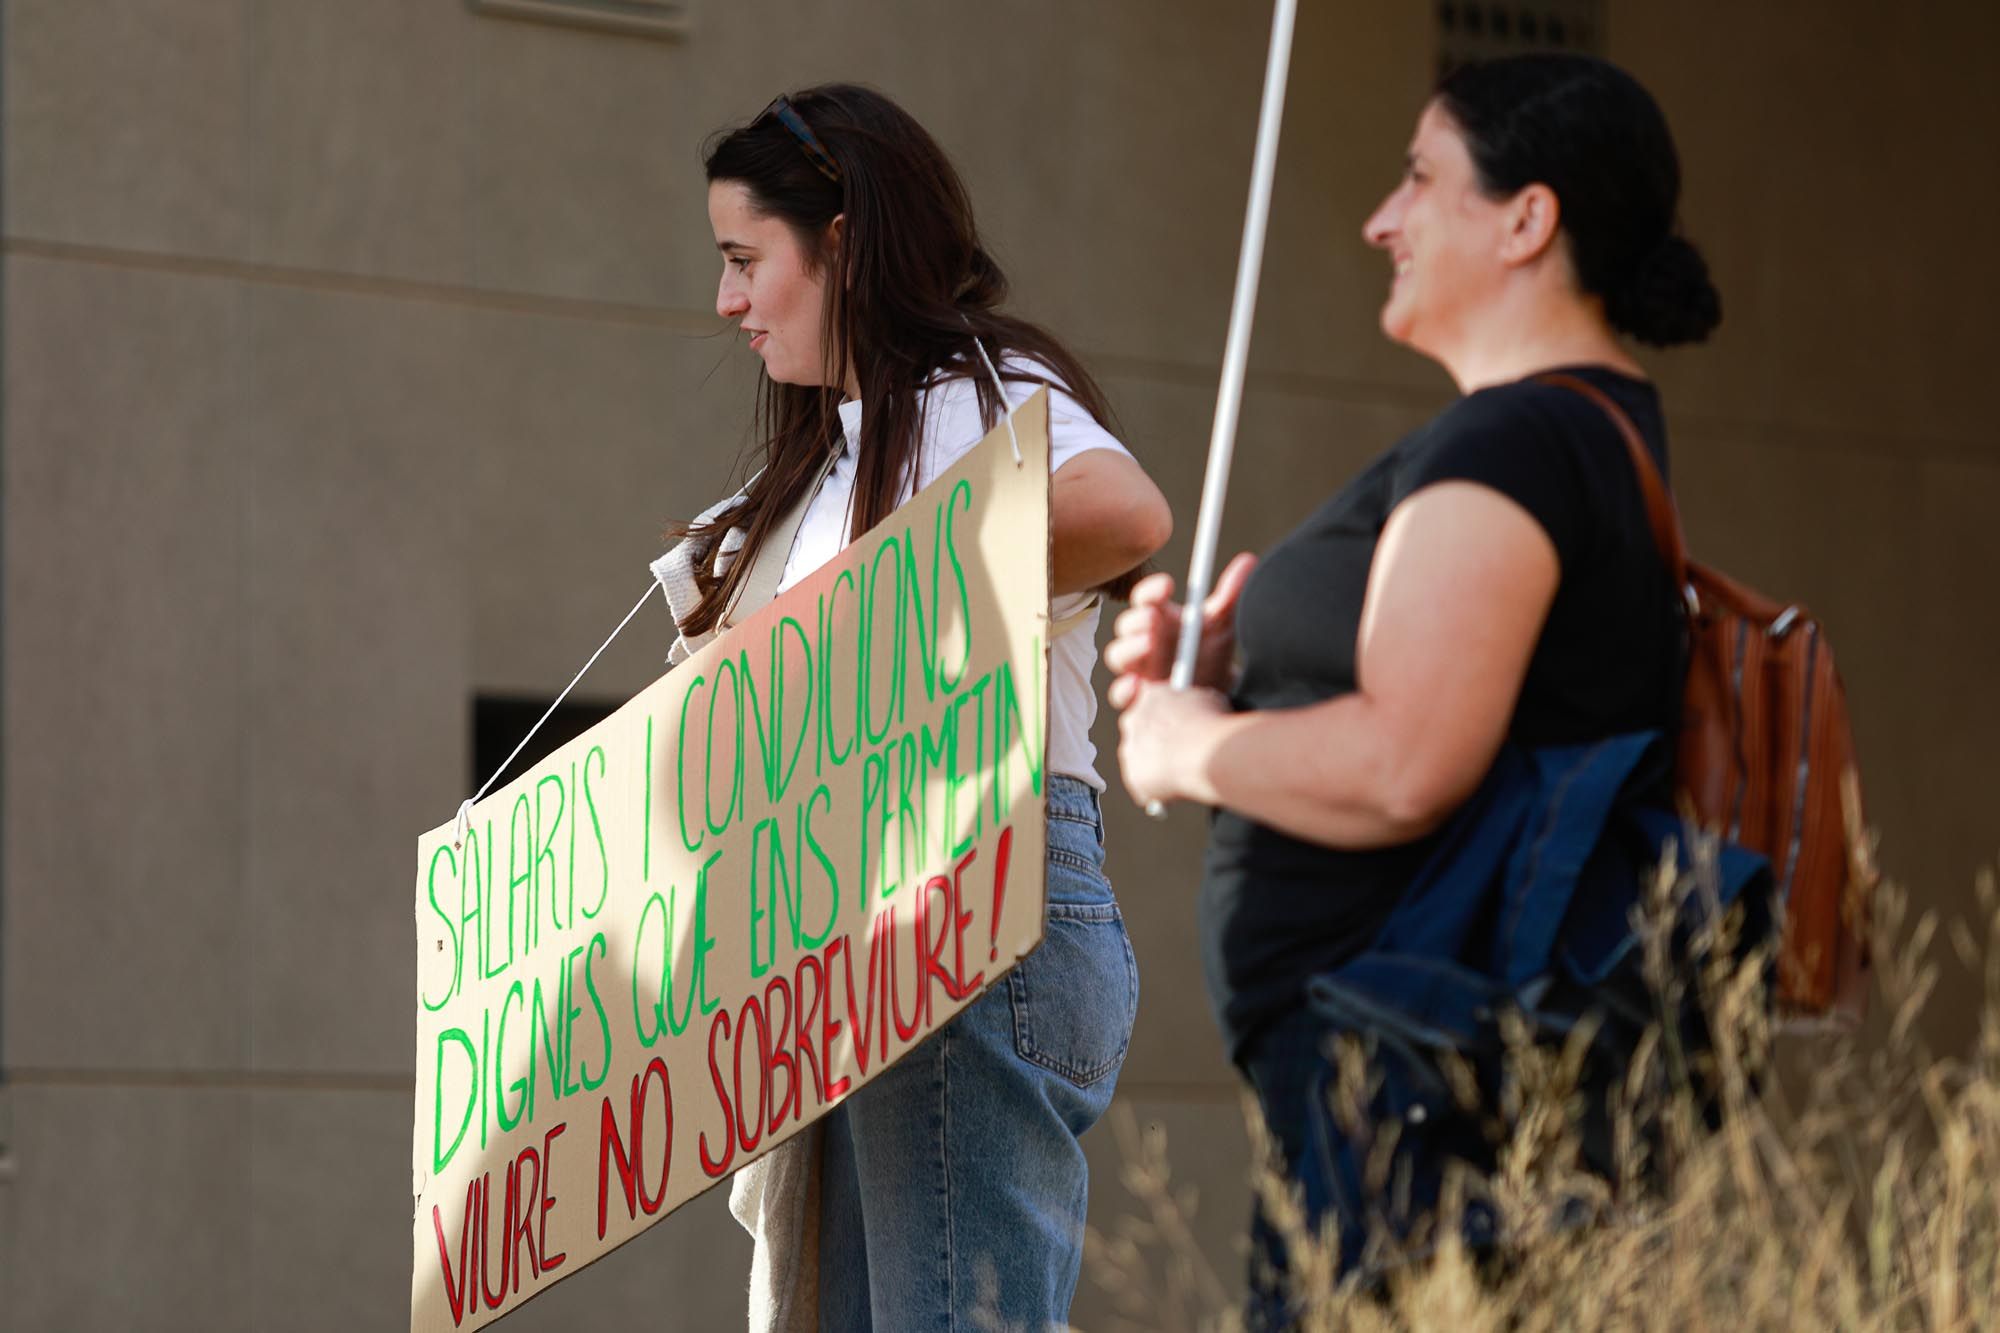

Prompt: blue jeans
xmin=817 ymin=776 xmax=1138 ymax=1332
xmin=1239 ymin=1008 xmax=1356 ymax=1331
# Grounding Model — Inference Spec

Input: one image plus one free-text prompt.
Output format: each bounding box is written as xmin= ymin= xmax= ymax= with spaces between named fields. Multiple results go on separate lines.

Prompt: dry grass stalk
xmin=1082 ymin=850 xmax=2000 ymax=1332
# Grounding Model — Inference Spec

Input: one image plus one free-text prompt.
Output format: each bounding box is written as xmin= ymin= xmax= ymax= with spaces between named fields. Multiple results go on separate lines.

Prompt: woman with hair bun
xmin=658 ymin=84 xmax=1170 ymax=1332
xmin=1108 ymin=53 xmax=1721 ymax=1318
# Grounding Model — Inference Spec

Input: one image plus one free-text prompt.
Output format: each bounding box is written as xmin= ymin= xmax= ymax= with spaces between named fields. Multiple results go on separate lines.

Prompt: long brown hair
xmin=675 ymin=83 xmax=1128 ymax=636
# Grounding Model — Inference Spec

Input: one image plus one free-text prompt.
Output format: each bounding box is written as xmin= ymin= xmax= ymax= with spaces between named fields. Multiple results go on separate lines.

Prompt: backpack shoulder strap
xmin=1048 ymin=594 xmax=1100 ymax=640
xmin=717 ymin=442 xmax=1098 ymax=643
xmin=720 ymin=445 xmax=842 ymax=633
xmin=1535 ymin=372 xmax=1692 ymax=601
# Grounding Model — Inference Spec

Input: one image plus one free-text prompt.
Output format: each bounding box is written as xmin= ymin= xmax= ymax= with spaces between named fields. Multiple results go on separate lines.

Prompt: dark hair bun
xmin=1437 ymin=56 xmax=1725 ymax=349
xmin=1607 ymin=234 xmax=1721 ymax=348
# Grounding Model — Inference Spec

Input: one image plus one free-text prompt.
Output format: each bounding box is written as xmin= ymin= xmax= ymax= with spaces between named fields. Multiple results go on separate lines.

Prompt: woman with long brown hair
xmin=656 ymin=84 xmax=1171 ymax=1331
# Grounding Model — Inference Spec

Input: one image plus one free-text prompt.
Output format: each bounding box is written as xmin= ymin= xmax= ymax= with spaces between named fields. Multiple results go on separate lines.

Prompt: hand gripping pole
xmin=1146 ymin=0 xmax=1298 ymax=818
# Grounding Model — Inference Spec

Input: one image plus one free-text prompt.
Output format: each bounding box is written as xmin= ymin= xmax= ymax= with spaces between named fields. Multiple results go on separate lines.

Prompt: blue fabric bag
xmin=1298 ymin=731 xmax=1775 ymax=1267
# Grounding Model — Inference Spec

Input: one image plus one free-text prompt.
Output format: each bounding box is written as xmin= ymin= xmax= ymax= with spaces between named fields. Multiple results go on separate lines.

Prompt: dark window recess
xmin=473 ymin=694 xmax=622 ymax=797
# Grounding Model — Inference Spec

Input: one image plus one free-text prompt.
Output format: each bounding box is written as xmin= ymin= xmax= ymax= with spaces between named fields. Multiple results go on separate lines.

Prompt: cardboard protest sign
xmin=410 ymin=392 xmax=1054 ymax=1330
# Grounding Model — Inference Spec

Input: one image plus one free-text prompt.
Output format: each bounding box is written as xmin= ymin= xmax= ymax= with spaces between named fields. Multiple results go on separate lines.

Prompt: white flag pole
xmin=1147 ymin=0 xmax=1299 ymax=818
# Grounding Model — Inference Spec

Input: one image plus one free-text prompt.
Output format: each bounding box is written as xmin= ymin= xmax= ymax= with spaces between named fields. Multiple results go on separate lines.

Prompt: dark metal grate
xmin=467 ymin=0 xmax=690 ymax=42
xmin=1437 ymin=1 xmax=1604 ymax=79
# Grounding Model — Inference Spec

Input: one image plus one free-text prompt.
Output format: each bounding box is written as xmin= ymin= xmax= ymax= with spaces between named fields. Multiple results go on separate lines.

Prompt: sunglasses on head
xmin=760 ymin=95 xmax=841 ymax=183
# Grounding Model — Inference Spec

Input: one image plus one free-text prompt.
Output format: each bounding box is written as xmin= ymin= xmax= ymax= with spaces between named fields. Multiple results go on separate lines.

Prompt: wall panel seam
xmin=5 ymin=238 xmax=1993 ymax=466
xmin=7 ymin=1067 xmax=413 ymax=1093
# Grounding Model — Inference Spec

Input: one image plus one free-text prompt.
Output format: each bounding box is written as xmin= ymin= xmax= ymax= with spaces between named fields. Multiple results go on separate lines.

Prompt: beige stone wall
xmin=3 ymin=1 xmax=1994 ymax=1328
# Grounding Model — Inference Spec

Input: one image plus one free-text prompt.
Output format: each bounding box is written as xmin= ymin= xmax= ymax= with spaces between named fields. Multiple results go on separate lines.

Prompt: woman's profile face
xmin=1361 ymin=101 xmax=1514 ymax=359
xmin=709 ymin=180 xmax=835 ymax=389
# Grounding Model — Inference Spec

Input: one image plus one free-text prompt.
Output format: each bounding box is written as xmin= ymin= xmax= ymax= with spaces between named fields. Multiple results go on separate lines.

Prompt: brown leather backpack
xmin=1543 ymin=374 xmax=1876 ymax=1025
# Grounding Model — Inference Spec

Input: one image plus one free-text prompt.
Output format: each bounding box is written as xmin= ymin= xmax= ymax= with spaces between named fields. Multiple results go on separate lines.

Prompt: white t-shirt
xmin=774 ymin=358 xmax=1130 ymax=790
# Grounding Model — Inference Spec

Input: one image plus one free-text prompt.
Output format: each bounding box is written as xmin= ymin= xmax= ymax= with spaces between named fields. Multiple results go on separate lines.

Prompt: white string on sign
xmin=964 ymin=316 xmax=1024 ymax=467
xmin=453 ymin=578 xmax=665 ymax=849
xmin=1147 ymin=0 xmax=1298 ymax=820
xmin=451 ymin=321 xmax=1022 ymax=849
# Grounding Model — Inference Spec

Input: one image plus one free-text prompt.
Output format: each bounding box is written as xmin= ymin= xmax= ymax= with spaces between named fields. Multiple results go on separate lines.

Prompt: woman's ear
xmin=828 ymin=213 xmax=860 ymax=294
xmin=1499 ymin=184 xmax=1561 ymax=267
xmin=826 ymin=213 xmax=852 ymax=291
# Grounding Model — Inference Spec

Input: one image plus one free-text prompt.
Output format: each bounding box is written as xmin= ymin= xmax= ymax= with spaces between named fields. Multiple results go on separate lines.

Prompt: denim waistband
xmin=1046 ymin=773 xmax=1101 ymax=824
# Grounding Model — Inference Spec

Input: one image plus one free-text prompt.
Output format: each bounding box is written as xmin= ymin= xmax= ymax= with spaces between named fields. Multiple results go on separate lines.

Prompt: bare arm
xmin=1114 ymin=481 xmax=1559 ymax=846
xmin=1050 ymin=448 xmax=1173 ymax=595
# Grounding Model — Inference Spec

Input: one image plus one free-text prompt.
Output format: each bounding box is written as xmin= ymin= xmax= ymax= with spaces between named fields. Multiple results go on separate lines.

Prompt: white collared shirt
xmin=775 ymin=359 xmax=1132 ymax=789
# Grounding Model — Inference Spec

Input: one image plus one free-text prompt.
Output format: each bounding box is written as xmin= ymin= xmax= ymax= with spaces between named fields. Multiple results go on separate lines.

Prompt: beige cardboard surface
xmin=409 ymin=393 xmax=1054 ymax=1330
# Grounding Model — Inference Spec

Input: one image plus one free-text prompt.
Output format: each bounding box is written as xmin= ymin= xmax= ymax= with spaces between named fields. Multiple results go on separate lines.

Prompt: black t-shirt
xmin=1198 ymin=366 xmax=1683 ymax=1061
